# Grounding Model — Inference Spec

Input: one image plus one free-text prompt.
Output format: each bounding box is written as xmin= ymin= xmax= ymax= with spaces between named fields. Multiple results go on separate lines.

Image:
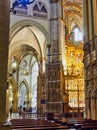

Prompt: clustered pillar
xmin=0 ymin=0 xmax=10 ymax=128
xmin=83 ymin=0 xmax=97 ymax=120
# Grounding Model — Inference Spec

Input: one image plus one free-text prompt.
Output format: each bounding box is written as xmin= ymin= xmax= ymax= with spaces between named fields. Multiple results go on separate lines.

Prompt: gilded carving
xmin=86 ymin=66 xmax=92 ymax=78
xmin=92 ymin=65 xmax=96 ymax=76
xmin=86 ymin=88 xmax=91 ymax=98
xmin=92 ymin=88 xmax=97 ymax=98
xmin=91 ymin=51 xmax=96 ymax=61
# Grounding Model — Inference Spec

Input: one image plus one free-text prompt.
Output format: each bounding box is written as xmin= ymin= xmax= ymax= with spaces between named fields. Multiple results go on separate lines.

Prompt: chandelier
xmin=10 ymin=56 xmax=18 ymax=73
xmin=8 ymin=56 xmax=30 ymax=76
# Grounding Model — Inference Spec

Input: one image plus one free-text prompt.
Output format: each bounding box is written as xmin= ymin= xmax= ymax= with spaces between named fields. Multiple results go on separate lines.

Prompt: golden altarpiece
xmin=63 ymin=40 xmax=85 ymax=114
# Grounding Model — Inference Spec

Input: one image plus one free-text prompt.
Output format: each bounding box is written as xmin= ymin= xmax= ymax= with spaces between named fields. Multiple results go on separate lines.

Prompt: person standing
xmin=10 ymin=107 xmax=12 ymax=118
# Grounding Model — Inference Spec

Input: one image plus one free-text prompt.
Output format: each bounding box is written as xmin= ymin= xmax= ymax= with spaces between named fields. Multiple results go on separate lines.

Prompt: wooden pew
xmin=74 ymin=123 xmax=97 ymax=129
xmin=11 ymin=118 xmax=69 ymax=130
xmin=12 ymin=125 xmax=73 ymax=130
xmin=82 ymin=125 xmax=97 ymax=130
xmin=74 ymin=119 xmax=97 ymax=130
xmin=11 ymin=123 xmax=61 ymax=129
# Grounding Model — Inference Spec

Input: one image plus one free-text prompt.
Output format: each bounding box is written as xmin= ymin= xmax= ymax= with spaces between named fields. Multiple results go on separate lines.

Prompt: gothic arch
xmin=18 ymin=80 xmax=30 ymax=107
xmin=17 ymin=47 xmax=39 ymax=66
xmin=19 ymin=79 xmax=30 ymax=93
xmin=10 ymin=19 xmax=50 ymax=45
xmin=33 ymin=1 xmax=48 ymax=13
xmin=9 ymin=20 xmax=49 ymax=73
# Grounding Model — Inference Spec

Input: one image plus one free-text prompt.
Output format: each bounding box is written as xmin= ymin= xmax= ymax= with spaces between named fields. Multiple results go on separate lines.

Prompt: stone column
xmin=93 ymin=98 xmax=96 ymax=119
xmin=13 ymin=89 xmax=18 ymax=112
xmin=96 ymin=98 xmax=97 ymax=119
xmin=91 ymin=98 xmax=96 ymax=119
xmin=0 ymin=0 xmax=10 ymax=127
xmin=86 ymin=98 xmax=91 ymax=119
xmin=45 ymin=0 xmax=63 ymax=113
xmin=88 ymin=0 xmax=93 ymax=40
xmin=93 ymin=0 xmax=97 ymax=36
xmin=83 ymin=0 xmax=89 ymax=42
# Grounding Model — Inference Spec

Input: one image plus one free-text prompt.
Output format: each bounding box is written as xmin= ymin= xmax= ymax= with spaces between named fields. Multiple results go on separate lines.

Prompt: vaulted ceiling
xmin=62 ymin=0 xmax=82 ymax=32
xmin=9 ymin=0 xmax=83 ymax=66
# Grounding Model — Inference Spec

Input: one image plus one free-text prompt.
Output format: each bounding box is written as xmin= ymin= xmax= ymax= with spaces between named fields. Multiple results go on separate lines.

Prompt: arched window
xmin=18 ymin=83 xmax=27 ymax=107
xmin=41 ymin=5 xmax=47 ymax=13
xmin=33 ymin=4 xmax=39 ymax=11
xmin=73 ymin=27 xmax=83 ymax=41
xmin=33 ymin=1 xmax=48 ymax=18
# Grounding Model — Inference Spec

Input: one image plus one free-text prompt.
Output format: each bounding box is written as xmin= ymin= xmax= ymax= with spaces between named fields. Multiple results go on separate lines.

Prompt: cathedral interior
xmin=0 ymin=0 xmax=97 ymax=129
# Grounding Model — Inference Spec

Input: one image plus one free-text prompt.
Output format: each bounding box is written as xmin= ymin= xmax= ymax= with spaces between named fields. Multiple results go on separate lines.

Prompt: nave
xmin=1 ymin=0 xmax=97 ymax=129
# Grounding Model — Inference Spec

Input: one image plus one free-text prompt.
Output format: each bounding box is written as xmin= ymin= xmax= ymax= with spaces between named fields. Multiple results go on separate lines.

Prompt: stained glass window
xmin=73 ymin=27 xmax=83 ymax=41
